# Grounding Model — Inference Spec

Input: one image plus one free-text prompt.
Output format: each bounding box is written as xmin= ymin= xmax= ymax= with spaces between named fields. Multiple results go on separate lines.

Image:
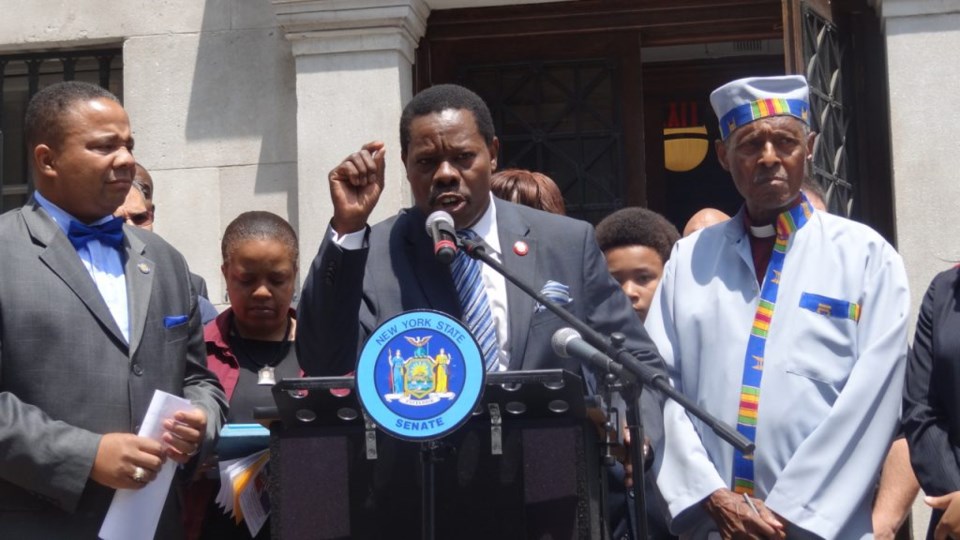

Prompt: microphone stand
xmin=595 ymin=331 xmax=650 ymax=540
xmin=458 ymin=237 xmax=755 ymax=538
xmin=608 ymin=332 xmax=649 ymax=540
xmin=458 ymin=237 xmax=753 ymax=454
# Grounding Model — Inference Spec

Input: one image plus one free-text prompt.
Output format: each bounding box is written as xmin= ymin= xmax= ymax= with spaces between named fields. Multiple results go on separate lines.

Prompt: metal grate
xmin=457 ymin=59 xmax=624 ymax=223
xmin=0 ymin=48 xmax=122 ymax=213
xmin=802 ymin=6 xmax=854 ymax=217
xmin=734 ymin=40 xmax=762 ymax=52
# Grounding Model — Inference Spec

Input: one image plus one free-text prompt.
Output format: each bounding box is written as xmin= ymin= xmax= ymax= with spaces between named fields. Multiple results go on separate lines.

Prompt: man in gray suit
xmin=0 ymin=81 xmax=227 ymax=537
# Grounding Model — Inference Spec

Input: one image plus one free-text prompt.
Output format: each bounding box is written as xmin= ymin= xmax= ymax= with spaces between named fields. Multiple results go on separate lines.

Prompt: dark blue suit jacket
xmin=297 ymin=198 xmax=664 ymax=386
xmin=296 ymin=198 xmax=667 ymax=538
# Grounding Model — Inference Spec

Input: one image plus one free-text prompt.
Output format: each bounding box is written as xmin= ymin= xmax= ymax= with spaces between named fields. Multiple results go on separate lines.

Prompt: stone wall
xmin=880 ymin=1 xmax=960 ymax=326
xmin=1 ymin=0 xmax=297 ymax=305
xmin=0 ymin=0 xmax=565 ymax=304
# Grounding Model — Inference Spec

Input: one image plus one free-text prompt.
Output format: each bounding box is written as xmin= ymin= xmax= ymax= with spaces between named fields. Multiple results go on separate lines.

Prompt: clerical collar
xmin=749 ymin=224 xmax=776 ymax=238
xmin=742 ymin=195 xmax=804 ymax=239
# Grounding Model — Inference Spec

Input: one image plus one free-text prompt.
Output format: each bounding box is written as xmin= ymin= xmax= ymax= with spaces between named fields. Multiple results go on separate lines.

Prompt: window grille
xmin=0 ymin=48 xmax=121 ymax=213
xmin=458 ymin=59 xmax=624 ymax=223
xmin=802 ymin=7 xmax=853 ymax=216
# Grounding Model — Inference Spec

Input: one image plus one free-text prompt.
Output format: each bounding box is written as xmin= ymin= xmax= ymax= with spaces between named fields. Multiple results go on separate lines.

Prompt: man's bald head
xmin=683 ymin=208 xmax=731 ymax=237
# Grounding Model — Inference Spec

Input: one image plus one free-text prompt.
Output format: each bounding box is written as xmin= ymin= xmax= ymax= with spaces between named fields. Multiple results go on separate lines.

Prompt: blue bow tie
xmin=67 ymin=217 xmax=125 ymax=250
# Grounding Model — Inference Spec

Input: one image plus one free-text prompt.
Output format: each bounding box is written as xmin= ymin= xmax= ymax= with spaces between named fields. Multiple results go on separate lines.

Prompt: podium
xmin=266 ymin=370 xmax=604 ymax=540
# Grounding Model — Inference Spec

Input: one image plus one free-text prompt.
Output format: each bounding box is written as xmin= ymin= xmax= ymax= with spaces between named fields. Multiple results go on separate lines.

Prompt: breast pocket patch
xmin=798 ymin=292 xmax=860 ymax=322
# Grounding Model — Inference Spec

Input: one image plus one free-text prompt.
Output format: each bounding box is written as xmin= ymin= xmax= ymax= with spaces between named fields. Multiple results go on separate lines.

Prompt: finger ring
xmin=186 ymin=443 xmax=200 ymax=457
xmin=132 ymin=466 xmax=147 ymax=484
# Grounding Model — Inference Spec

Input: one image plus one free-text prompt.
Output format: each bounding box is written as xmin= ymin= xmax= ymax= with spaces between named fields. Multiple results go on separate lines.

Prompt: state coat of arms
xmin=356 ymin=310 xmax=485 ymax=441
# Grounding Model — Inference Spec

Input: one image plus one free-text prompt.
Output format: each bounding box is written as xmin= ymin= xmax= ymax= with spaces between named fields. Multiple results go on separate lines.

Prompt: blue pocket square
xmin=164 ymin=315 xmax=189 ymax=328
xmin=534 ymin=280 xmax=573 ymax=313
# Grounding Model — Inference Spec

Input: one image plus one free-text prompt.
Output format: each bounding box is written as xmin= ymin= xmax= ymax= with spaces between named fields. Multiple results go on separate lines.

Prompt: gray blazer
xmin=0 ymin=199 xmax=227 ymax=538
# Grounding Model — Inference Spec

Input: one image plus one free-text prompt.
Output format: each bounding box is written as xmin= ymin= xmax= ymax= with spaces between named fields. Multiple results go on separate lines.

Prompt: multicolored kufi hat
xmin=710 ymin=75 xmax=810 ymax=140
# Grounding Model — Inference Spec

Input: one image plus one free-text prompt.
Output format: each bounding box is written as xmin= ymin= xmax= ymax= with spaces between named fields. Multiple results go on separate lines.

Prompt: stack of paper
xmin=215 ymin=449 xmax=271 ymax=537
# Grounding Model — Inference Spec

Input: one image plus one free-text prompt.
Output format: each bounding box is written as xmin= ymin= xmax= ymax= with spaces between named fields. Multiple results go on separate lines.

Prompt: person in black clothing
xmin=903 ymin=267 xmax=960 ymax=540
xmin=184 ymin=211 xmax=299 ymax=540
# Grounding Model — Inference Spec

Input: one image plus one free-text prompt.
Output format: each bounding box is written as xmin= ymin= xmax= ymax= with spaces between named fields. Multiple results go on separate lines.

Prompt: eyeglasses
xmin=127 ymin=211 xmax=153 ymax=227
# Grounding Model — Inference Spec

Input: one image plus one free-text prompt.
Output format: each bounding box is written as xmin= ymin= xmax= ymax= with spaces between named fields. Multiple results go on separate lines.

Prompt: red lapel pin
xmin=513 ymin=241 xmax=529 ymax=256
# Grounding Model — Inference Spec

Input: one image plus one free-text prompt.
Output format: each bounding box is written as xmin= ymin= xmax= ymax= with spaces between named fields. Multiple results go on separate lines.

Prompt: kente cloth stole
xmin=732 ymin=195 xmax=814 ymax=496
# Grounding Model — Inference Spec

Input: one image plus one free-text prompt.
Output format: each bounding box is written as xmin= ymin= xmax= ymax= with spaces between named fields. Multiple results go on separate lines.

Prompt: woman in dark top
xmin=903 ymin=266 xmax=960 ymax=540
xmin=185 ymin=211 xmax=299 ymax=540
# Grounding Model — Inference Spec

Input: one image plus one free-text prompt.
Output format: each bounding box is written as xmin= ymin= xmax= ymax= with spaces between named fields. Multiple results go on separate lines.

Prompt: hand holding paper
xmin=163 ymin=408 xmax=207 ymax=464
xmin=99 ymin=390 xmax=198 ymax=540
xmin=90 ymin=433 xmax=166 ymax=490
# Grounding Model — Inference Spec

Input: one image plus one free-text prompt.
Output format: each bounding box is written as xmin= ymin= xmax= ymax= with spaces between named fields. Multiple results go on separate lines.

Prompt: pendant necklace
xmin=231 ymin=315 xmax=292 ymax=386
xmin=258 ymin=364 xmax=277 ymax=386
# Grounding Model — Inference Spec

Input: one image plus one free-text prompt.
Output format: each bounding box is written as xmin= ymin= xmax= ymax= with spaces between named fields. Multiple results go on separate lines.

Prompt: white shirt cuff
xmin=329 ymin=224 xmax=367 ymax=250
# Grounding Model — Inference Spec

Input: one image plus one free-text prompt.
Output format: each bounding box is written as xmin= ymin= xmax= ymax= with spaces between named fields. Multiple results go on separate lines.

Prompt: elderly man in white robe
xmin=646 ymin=75 xmax=909 ymax=539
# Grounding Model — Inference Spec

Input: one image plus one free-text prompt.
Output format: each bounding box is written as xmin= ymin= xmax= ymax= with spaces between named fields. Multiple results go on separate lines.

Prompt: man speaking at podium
xmin=296 ymin=84 xmax=666 ymax=536
xmin=297 ymin=83 xmax=664 ymax=390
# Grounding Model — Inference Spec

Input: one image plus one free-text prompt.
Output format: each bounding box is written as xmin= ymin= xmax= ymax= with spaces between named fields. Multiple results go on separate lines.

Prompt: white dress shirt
xmin=34 ymin=192 xmax=130 ymax=343
xmin=460 ymin=197 xmax=510 ymax=371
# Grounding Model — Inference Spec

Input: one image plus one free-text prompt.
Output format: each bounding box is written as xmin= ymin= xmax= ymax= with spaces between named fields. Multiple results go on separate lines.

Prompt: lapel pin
xmin=513 ymin=241 xmax=529 ymax=256
xmin=137 ymin=262 xmax=151 ymax=274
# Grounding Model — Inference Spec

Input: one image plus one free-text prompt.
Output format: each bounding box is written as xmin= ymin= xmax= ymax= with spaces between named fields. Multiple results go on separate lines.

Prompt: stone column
xmin=872 ymin=0 xmax=960 ymax=317
xmin=271 ymin=0 xmax=429 ymax=278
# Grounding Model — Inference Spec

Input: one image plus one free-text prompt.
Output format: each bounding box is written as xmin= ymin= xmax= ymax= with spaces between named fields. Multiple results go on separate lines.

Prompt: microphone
xmin=551 ymin=327 xmax=635 ymax=383
xmin=425 ymin=211 xmax=458 ymax=264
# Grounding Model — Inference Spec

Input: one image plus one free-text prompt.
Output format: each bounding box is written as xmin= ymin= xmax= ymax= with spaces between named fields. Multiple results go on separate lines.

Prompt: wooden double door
xmin=415 ymin=0 xmax=893 ymax=241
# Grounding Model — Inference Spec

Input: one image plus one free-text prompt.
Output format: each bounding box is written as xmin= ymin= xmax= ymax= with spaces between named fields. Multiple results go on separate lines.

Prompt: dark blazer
xmin=296 ymin=197 xmax=665 ymax=400
xmin=297 ymin=199 xmax=665 ymax=539
xmin=903 ymin=267 xmax=960 ymax=535
xmin=0 ymin=199 xmax=227 ymax=538
xmin=190 ymin=272 xmax=209 ymax=300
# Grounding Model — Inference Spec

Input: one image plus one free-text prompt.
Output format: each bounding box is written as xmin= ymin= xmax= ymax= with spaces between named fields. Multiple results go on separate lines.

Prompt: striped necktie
xmin=451 ymin=229 xmax=499 ymax=371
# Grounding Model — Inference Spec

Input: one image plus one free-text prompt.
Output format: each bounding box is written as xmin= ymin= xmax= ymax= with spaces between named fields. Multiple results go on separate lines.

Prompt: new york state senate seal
xmin=356 ymin=310 xmax=486 ymax=441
